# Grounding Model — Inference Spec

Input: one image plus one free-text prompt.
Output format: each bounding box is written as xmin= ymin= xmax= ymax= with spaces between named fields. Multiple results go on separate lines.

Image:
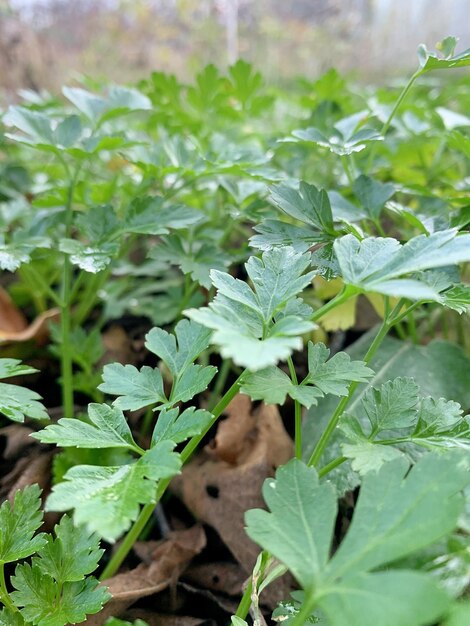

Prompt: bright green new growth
xmin=0 ymin=486 xmax=109 ymax=626
xmin=240 ymin=341 xmax=373 ymax=408
xmin=99 ymin=319 xmax=216 ymax=410
xmin=186 ymin=247 xmax=316 ymax=370
xmin=246 ymin=454 xmax=469 ymax=626
xmin=34 ymin=320 xmax=216 ymax=541
xmin=340 ymin=377 xmax=470 ymax=474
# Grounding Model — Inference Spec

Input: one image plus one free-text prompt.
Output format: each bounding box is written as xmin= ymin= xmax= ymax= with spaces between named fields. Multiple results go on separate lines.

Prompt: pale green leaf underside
xmin=335 ymin=230 xmax=470 ymax=300
xmin=46 ymin=441 xmax=181 ymax=541
xmin=0 ymin=382 xmax=48 ymax=423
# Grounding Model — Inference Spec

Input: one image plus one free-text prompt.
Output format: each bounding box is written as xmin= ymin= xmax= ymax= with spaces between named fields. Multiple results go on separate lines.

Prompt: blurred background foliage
xmin=1 ymin=0 xmax=470 ymax=98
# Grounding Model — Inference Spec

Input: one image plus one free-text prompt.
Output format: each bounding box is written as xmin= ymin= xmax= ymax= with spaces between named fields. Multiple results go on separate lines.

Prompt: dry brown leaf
xmin=183 ymin=561 xmax=247 ymax=596
xmin=172 ymin=395 xmax=293 ymax=578
xmin=0 ymin=285 xmax=27 ymax=332
xmin=176 ymin=581 xmax=239 ymax=616
xmin=0 ymin=424 xmax=35 ymax=459
xmin=101 ymin=324 xmax=137 ymax=365
xmin=7 ymin=451 xmax=52 ymax=501
xmin=0 ymin=309 xmax=60 ymax=344
xmin=89 ymin=526 xmax=206 ymax=624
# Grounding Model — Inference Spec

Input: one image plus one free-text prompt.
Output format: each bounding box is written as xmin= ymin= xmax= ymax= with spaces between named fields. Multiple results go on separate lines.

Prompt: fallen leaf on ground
xmin=0 ymin=285 xmax=28 ymax=333
xmin=6 ymin=450 xmax=52 ymax=500
xmin=0 ymin=302 xmax=59 ymax=344
xmin=89 ymin=526 xmax=206 ymax=624
xmin=0 ymin=423 xmax=35 ymax=459
xmin=171 ymin=394 xmax=294 ymax=606
xmin=183 ymin=561 xmax=247 ymax=596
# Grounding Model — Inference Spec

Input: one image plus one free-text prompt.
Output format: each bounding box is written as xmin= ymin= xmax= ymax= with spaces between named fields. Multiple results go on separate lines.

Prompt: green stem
xmin=100 ymin=372 xmax=244 ymax=580
xmin=311 ymin=286 xmax=357 ymax=323
xmin=60 ymin=177 xmax=78 ymax=420
xmin=307 ymin=298 xmax=405 ymax=467
xmin=235 ymin=579 xmax=253 ymax=619
xmin=0 ymin=562 xmax=17 ymax=614
xmin=207 ymin=358 xmax=232 ymax=412
xmin=318 ymin=455 xmax=347 ymax=478
xmin=407 ymin=311 xmax=418 ymax=344
xmin=341 ymin=155 xmax=355 ymax=186
xmin=73 ymin=269 xmax=110 ymax=326
xmin=22 ymin=264 xmax=63 ymax=308
xmin=366 ymin=68 xmax=423 ymax=172
xmin=287 ymin=357 xmax=302 ymax=459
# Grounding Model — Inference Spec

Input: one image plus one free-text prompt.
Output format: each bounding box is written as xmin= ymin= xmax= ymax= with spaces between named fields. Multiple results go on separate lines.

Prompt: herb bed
xmin=0 ymin=37 xmax=470 ymax=626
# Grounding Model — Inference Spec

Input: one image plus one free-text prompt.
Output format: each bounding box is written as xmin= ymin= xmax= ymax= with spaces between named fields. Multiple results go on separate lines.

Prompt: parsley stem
xmin=0 ymin=562 xmax=17 ymax=614
xmin=287 ymin=356 xmax=302 ymax=459
xmin=100 ymin=372 xmax=244 ymax=580
xmin=307 ymin=298 xmax=406 ymax=467
xmin=366 ymin=68 xmax=423 ymax=173
xmin=341 ymin=155 xmax=355 ymax=186
xmin=207 ymin=358 xmax=232 ymax=412
xmin=235 ymin=579 xmax=253 ymax=618
xmin=311 ymin=285 xmax=356 ymax=323
xmin=318 ymin=455 xmax=347 ymax=478
xmin=59 ymin=164 xmax=84 ymax=420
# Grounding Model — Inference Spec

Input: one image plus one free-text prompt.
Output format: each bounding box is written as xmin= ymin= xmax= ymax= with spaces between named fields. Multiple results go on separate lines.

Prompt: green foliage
xmin=2 ymin=43 xmax=470 ymax=625
xmin=0 ymin=487 xmax=109 ymax=626
xmin=45 ymin=441 xmax=181 ymax=542
xmin=0 ymin=359 xmax=48 ymax=423
xmin=246 ymin=455 xmax=469 ymax=626
xmin=0 ymin=486 xmax=47 ymax=564
xmin=241 ymin=341 xmax=373 ymax=408
xmin=100 ymin=320 xmax=216 ymax=410
xmin=334 ymin=230 xmax=470 ymax=300
xmin=186 ymin=247 xmax=316 ymax=370
xmin=33 ymin=404 xmax=142 ymax=453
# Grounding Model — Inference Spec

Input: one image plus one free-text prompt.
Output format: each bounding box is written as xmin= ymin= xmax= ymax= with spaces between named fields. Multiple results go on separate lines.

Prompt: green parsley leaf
xmin=241 ymin=342 xmax=372 ymax=408
xmin=33 ymin=403 xmax=142 ymax=453
xmin=306 ymin=342 xmax=374 ymax=396
xmin=34 ymin=516 xmax=103 ymax=584
xmin=124 ymin=197 xmax=202 ymax=235
xmin=145 ymin=319 xmax=212 ymax=378
xmin=186 ymin=248 xmax=316 ymax=370
xmin=0 ymin=359 xmax=38 ymax=379
xmin=0 ymin=382 xmax=48 ymax=423
xmin=417 ymin=38 xmax=470 ymax=72
xmin=335 ymin=230 xmax=470 ymax=300
xmin=0 ymin=485 xmax=47 ymax=564
xmin=99 ymin=364 xmax=167 ymax=411
xmin=45 ymin=442 xmax=181 ymax=541
xmin=352 ymin=175 xmax=395 ymax=221
xmin=341 ymin=442 xmax=404 ymax=475
xmin=0 ymin=607 xmax=24 ymax=625
xmin=151 ymin=407 xmax=213 ymax=445
xmin=246 ymin=454 xmax=469 ymax=626
xmin=11 ymin=564 xmax=109 ymax=626
xmin=270 ymin=182 xmax=336 ymax=235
